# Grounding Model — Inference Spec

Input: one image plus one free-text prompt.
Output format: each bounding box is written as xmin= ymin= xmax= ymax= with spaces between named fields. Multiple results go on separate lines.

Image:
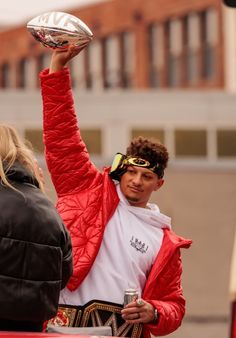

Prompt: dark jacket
xmin=0 ymin=163 xmax=73 ymax=323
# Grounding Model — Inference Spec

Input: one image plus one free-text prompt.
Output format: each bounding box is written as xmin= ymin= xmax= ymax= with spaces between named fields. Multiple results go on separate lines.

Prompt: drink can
xmin=124 ymin=288 xmax=139 ymax=306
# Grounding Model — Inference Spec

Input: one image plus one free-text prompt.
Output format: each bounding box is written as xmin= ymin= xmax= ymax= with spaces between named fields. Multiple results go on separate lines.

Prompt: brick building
xmin=0 ymin=0 xmax=229 ymax=90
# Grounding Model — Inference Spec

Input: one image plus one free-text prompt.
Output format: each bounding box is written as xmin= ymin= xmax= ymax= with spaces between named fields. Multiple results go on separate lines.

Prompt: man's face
xmin=119 ymin=165 xmax=164 ymax=208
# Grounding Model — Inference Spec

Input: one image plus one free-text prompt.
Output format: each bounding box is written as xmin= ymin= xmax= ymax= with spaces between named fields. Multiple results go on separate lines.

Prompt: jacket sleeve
xmin=144 ymin=249 xmax=186 ymax=336
xmin=60 ymin=224 xmax=73 ymax=289
xmin=39 ymin=68 xmax=101 ymax=196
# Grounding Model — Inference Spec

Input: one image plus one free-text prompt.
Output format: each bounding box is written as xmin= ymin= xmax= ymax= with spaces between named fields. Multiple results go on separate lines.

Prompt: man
xmin=40 ymin=47 xmax=192 ymax=338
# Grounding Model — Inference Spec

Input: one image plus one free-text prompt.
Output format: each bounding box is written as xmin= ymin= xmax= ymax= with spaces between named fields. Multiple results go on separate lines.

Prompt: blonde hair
xmin=0 ymin=123 xmax=45 ymax=193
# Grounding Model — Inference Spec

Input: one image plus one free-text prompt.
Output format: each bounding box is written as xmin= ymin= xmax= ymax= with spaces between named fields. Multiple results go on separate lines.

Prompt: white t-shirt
xmin=60 ymin=184 xmax=171 ymax=306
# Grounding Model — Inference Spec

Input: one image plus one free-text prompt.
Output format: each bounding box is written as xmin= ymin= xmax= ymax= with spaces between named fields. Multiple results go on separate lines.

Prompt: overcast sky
xmin=0 ymin=0 xmax=103 ymax=26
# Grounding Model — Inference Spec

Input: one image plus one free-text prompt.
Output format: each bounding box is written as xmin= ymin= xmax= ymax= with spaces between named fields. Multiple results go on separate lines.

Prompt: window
xmin=35 ymin=54 xmax=50 ymax=87
xmin=37 ymin=53 xmax=50 ymax=72
xmin=25 ymin=128 xmax=102 ymax=155
xmin=167 ymin=20 xmax=182 ymax=87
xmin=18 ymin=58 xmax=27 ymax=88
xmin=199 ymin=8 xmax=218 ymax=80
xmin=148 ymin=24 xmax=163 ymax=88
xmin=88 ymin=40 xmax=103 ymax=90
xmin=175 ymin=129 xmax=207 ymax=157
xmin=0 ymin=63 xmax=10 ymax=88
xmin=84 ymin=45 xmax=92 ymax=89
xmin=68 ymin=59 xmax=76 ymax=88
xmin=217 ymin=130 xmax=236 ymax=157
xmin=24 ymin=128 xmax=44 ymax=153
xmin=120 ymin=32 xmax=135 ymax=88
xmin=80 ymin=129 xmax=102 ymax=155
xmin=186 ymin=14 xmax=200 ymax=84
xmin=131 ymin=129 xmax=164 ymax=144
xmin=102 ymin=36 xmax=120 ymax=88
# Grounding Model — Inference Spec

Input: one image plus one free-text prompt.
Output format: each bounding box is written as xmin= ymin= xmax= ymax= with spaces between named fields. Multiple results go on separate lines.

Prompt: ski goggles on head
xmin=109 ymin=152 xmax=164 ymax=180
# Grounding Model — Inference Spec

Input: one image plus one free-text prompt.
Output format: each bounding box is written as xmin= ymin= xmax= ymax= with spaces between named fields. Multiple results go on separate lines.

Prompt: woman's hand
xmin=121 ymin=298 xmax=156 ymax=324
xmin=49 ymin=46 xmax=83 ymax=73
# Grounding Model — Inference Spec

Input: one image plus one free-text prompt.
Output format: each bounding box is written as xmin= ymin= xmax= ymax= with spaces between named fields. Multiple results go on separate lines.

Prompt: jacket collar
xmin=3 ymin=161 xmax=39 ymax=188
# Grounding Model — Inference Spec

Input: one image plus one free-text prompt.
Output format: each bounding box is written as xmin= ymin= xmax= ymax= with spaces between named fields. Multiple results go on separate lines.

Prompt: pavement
xmin=164 ymin=318 xmax=229 ymax=338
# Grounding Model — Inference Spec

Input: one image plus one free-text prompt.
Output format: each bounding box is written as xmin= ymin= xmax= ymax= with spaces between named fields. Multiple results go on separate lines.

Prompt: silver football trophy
xmin=27 ymin=11 xmax=93 ymax=50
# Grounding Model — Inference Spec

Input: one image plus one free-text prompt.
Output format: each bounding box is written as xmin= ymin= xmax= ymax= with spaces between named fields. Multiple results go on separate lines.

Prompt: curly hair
xmin=126 ymin=136 xmax=169 ymax=176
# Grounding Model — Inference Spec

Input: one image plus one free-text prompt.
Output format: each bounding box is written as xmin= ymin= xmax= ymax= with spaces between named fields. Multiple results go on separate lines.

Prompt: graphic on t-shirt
xmin=130 ymin=236 xmax=148 ymax=253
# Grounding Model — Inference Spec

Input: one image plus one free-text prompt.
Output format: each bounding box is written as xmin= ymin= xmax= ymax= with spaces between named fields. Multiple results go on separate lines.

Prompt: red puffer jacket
xmin=40 ymin=68 xmax=192 ymax=337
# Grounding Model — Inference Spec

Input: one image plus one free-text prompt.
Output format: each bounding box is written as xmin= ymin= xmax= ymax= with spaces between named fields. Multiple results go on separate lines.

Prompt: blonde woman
xmin=0 ymin=123 xmax=73 ymax=332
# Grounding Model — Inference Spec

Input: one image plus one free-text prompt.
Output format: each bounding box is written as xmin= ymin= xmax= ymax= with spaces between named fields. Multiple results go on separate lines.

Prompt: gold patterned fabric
xmin=47 ymin=300 xmax=142 ymax=337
